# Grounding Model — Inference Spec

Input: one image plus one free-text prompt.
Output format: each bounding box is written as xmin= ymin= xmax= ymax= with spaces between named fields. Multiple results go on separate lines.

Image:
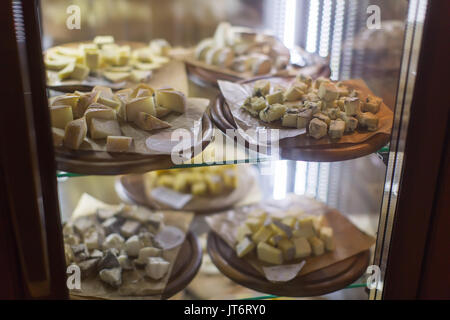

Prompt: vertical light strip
xmin=294 ymin=161 xmax=307 ymax=195
xmin=330 ymin=0 xmax=345 ymax=80
xmin=317 ymin=163 xmax=330 ymax=203
xmin=273 ymin=161 xmax=288 ymax=200
xmin=305 ymin=162 xmax=319 ymax=197
xmin=319 ymin=0 xmax=332 ymax=57
xmin=341 ymin=0 xmax=358 ymax=79
xmin=306 ymin=0 xmax=320 ymax=53
xmin=283 ymin=0 xmax=298 ymax=48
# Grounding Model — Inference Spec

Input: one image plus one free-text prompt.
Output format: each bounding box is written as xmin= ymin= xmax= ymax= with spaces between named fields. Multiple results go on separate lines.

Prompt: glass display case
xmin=0 ymin=0 xmax=449 ymax=300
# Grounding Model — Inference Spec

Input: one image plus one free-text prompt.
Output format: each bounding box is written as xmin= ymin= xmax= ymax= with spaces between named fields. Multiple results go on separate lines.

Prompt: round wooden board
xmin=70 ymin=231 xmax=202 ymax=300
xmin=55 ymin=112 xmax=213 ymax=175
xmin=211 ymin=76 xmax=391 ymax=162
xmin=207 ymin=232 xmax=370 ymax=297
xmin=46 ymin=41 xmax=161 ymax=92
xmin=115 ymin=165 xmax=257 ymax=214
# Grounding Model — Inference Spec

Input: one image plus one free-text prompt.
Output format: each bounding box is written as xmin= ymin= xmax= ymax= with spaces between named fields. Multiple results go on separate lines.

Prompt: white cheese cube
xmin=138 ymin=247 xmax=162 ymax=260
xmin=50 ymin=105 xmax=73 ymax=129
xmin=126 ymin=96 xmax=157 ymax=122
xmin=362 ymin=95 xmax=382 ymax=114
xmin=313 ymin=113 xmax=331 ymax=126
xmin=344 ymin=97 xmax=360 ymax=116
xmin=155 ymin=90 xmax=186 ymax=114
xmin=252 ymin=80 xmax=270 ymax=96
xmin=358 ymin=112 xmax=379 ymax=131
xmin=281 ymin=110 xmax=298 ymax=128
xmin=259 ymin=104 xmax=287 ymax=123
xmin=63 ymin=118 xmax=87 ymax=150
xmin=328 ymin=119 xmax=345 ymax=140
xmin=145 ymin=257 xmax=170 ymax=280
xmin=89 ymin=118 xmax=121 ymax=139
xmin=99 ymin=267 xmax=122 ymax=287
xmin=102 ymin=233 xmax=125 ymax=251
xmin=124 ymin=235 xmax=141 ymax=257
xmin=309 ymin=118 xmax=328 ymax=139
xmin=103 ymin=71 xmax=130 ymax=83
xmin=297 ymin=109 xmax=313 ymax=129
xmin=318 ymin=82 xmax=339 ymax=101
xmin=84 ymin=106 xmax=116 ymax=127
xmin=106 ymin=136 xmax=132 ymax=153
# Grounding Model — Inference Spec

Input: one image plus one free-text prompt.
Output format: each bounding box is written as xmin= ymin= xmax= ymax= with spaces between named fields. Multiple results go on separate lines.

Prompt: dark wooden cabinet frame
xmin=0 ymin=0 xmax=448 ymax=299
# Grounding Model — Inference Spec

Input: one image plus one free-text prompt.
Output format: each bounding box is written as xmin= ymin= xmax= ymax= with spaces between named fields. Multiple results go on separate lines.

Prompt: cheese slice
xmin=89 ymin=118 xmax=121 ymax=139
xmin=70 ymin=64 xmax=89 ymax=80
xmin=155 ymin=90 xmax=186 ymax=113
xmin=64 ymin=118 xmax=87 ymax=150
xmin=155 ymin=105 xmax=171 ymax=118
xmin=72 ymin=91 xmax=100 ymax=119
xmin=106 ymin=136 xmax=132 ymax=153
xmin=103 ymin=71 xmax=130 ymax=83
xmin=134 ymin=112 xmax=171 ymax=131
xmin=57 ymin=62 xmax=75 ymax=80
xmin=50 ymin=105 xmax=73 ymax=129
xmin=130 ymin=70 xmax=152 ymax=83
xmin=126 ymin=96 xmax=156 ymax=122
xmin=257 ymin=242 xmax=283 ymax=265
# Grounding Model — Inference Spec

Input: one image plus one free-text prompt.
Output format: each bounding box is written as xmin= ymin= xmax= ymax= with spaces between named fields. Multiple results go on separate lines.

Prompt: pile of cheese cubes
xmin=235 ymin=212 xmax=335 ymax=265
xmin=195 ymin=22 xmax=288 ymax=76
xmin=147 ymin=165 xmax=237 ymax=196
xmin=45 ymin=36 xmax=171 ymax=83
xmin=50 ymin=84 xmax=186 ymax=152
xmin=241 ymin=75 xmax=383 ymax=141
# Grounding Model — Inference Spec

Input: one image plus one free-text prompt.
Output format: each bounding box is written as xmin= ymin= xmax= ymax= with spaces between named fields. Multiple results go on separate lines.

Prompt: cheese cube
xmin=126 ymin=96 xmax=156 ymax=122
xmin=145 ymin=257 xmax=170 ymax=280
xmin=134 ymin=112 xmax=171 ymax=131
xmin=124 ymin=235 xmax=141 ymax=257
xmin=266 ymin=91 xmax=284 ymax=105
xmin=278 ymin=238 xmax=295 ymax=261
xmin=191 ymin=181 xmax=207 ymax=196
xmin=259 ymin=104 xmax=287 ymax=123
xmin=251 ymin=57 xmax=272 ymax=75
xmin=89 ymin=118 xmax=121 ymax=139
xmin=236 ymin=224 xmax=252 ymax=242
xmin=309 ymin=118 xmax=328 ymax=139
xmin=129 ymin=70 xmax=152 ymax=83
xmin=99 ymin=267 xmax=122 ymax=288
xmin=252 ymin=226 xmax=273 ymax=244
xmin=252 ymin=80 xmax=270 ymax=97
xmin=338 ymin=111 xmax=358 ymax=132
xmin=269 ymin=221 xmax=293 ymax=238
xmin=308 ymin=236 xmax=325 ymax=256
xmin=358 ymin=112 xmax=379 ymax=131
xmin=297 ymin=109 xmax=313 ymax=129
xmin=156 ymin=105 xmax=171 ymax=118
xmin=268 ymin=235 xmax=283 ymax=247
xmin=293 ymin=237 xmax=312 ymax=259
xmin=327 ymin=107 xmax=340 ymax=120
xmin=245 ymin=218 xmax=263 ymax=233
xmin=216 ymin=48 xmax=234 ymax=68
xmin=293 ymin=217 xmax=316 ymax=239
xmin=52 ymin=95 xmax=80 ymax=108
xmin=319 ymin=227 xmax=335 ymax=251
xmin=284 ymin=86 xmax=304 ymax=102
xmin=93 ymin=35 xmax=114 ymax=48
xmin=257 ymin=242 xmax=283 ymax=265
xmin=250 ymin=97 xmax=267 ymax=112
xmin=231 ymin=56 xmax=251 ymax=73
xmin=313 ymin=113 xmax=331 ymax=126
xmin=236 ymin=237 xmax=255 ymax=258
xmin=84 ymin=107 xmax=116 ymax=127
xmin=195 ymin=38 xmax=214 ymax=60
xmin=103 ymin=71 xmax=130 ymax=83
xmin=63 ymin=118 xmax=87 ymax=150
xmin=313 ymin=77 xmax=331 ymax=89
xmin=73 ymin=91 xmax=99 ymax=119
xmin=282 ymin=217 xmax=297 ymax=228
xmin=149 ymin=38 xmax=171 ymax=56
xmin=97 ymin=96 xmax=120 ymax=109
xmin=138 ymin=247 xmax=162 ymax=260
xmin=328 ymin=119 xmax=345 ymax=140
xmin=106 ymin=136 xmax=132 ymax=153
xmin=281 ymin=110 xmax=298 ymax=128
xmin=344 ymin=97 xmax=360 ymax=116
xmin=70 ymin=64 xmax=89 ymax=80
xmin=85 ymin=49 xmax=100 ymax=69
xmin=50 ymin=105 xmax=73 ymax=129
xmin=155 ymin=90 xmax=186 ymax=113
xmin=52 ymin=127 xmax=65 ymax=147
xmin=318 ymin=82 xmax=339 ymax=101
xmin=362 ymin=95 xmax=382 ymax=114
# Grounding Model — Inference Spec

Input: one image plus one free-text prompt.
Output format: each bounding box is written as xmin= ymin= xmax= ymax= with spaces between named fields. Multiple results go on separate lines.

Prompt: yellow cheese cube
xmin=319 ymin=226 xmax=335 ymax=251
xmin=252 ymin=80 xmax=270 ymax=97
xmin=308 ymin=236 xmax=325 ymax=256
xmin=269 ymin=221 xmax=293 ymax=238
xmin=236 ymin=237 xmax=255 ymax=258
xmin=52 ymin=127 xmax=65 ymax=147
xmin=245 ymin=218 xmax=263 ymax=233
xmin=84 ymin=107 xmax=116 ymax=128
xmin=268 ymin=235 xmax=283 ymax=247
xmin=57 ymin=62 xmax=75 ymax=80
xmin=266 ymin=91 xmax=284 ymax=105
xmin=70 ymin=64 xmax=89 ymax=81
xmin=236 ymin=224 xmax=252 ymax=243
xmin=293 ymin=217 xmax=316 ymax=238
xmin=63 ymin=118 xmax=87 ymax=150
xmin=257 ymin=242 xmax=283 ymax=265
xmin=191 ymin=182 xmax=207 ymax=196
xmin=205 ymin=174 xmax=223 ymax=195
xmin=281 ymin=217 xmax=297 ymax=228
xmin=98 ymin=96 xmax=120 ymax=109
xmin=278 ymin=238 xmax=295 ymax=261
xmin=106 ymin=136 xmax=132 ymax=153
xmin=313 ymin=216 xmax=325 ymax=234
xmin=156 ymin=175 xmax=173 ymax=188
xmin=155 ymin=90 xmax=186 ymax=113
xmin=293 ymin=237 xmax=311 ymax=259
xmin=84 ymin=49 xmax=100 ymax=69
xmin=126 ymin=96 xmax=156 ymax=122
xmin=252 ymin=226 xmax=273 ymax=244
xmin=103 ymin=71 xmax=130 ymax=83
xmin=50 ymin=105 xmax=73 ymax=129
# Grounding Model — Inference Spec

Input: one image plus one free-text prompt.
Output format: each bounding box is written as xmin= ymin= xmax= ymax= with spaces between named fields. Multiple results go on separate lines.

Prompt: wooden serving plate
xmin=207 ymin=231 xmax=370 ymax=297
xmin=55 ymin=112 xmax=213 ymax=175
xmin=115 ymin=165 xmax=257 ymax=214
xmin=70 ymin=231 xmax=202 ymax=300
xmin=46 ymin=41 xmax=167 ymax=92
xmin=211 ymin=76 xmax=391 ymax=162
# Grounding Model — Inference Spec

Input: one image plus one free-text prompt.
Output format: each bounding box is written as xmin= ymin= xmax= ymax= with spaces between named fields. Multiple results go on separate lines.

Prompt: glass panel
xmin=36 ymin=0 xmax=428 ymax=300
